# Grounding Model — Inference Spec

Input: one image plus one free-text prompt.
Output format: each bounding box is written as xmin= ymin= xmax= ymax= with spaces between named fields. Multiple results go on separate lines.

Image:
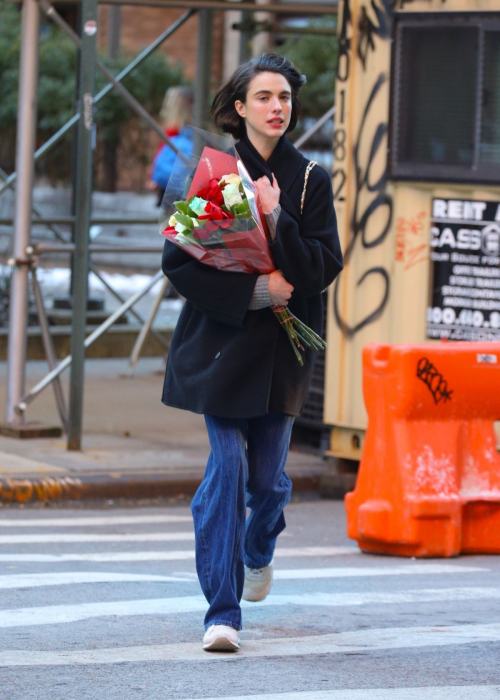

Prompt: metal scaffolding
xmin=2 ymin=0 xmax=336 ymax=450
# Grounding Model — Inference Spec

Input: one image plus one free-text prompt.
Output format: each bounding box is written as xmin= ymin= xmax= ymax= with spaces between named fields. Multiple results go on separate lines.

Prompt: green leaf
xmin=175 ymin=201 xmax=197 ymax=217
xmin=175 ymin=213 xmax=195 ymax=230
xmin=233 ymin=201 xmax=251 ymax=215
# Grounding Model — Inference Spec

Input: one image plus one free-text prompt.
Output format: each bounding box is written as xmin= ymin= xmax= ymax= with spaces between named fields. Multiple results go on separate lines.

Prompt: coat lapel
xmin=268 ymin=137 xmax=305 ymax=196
xmin=236 ymin=134 xmax=306 ymax=222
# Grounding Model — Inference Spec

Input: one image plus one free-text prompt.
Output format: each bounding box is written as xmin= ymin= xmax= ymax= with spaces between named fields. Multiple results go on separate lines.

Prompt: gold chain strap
xmin=300 ymin=161 xmax=318 ymax=215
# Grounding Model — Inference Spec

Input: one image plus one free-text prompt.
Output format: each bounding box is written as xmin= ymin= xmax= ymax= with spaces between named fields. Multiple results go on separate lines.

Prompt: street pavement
xmin=0 ymin=499 xmax=499 ymax=699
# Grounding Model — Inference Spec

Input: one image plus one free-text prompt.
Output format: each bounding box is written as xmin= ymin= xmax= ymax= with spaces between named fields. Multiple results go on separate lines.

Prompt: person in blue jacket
xmin=150 ymin=86 xmax=194 ymax=206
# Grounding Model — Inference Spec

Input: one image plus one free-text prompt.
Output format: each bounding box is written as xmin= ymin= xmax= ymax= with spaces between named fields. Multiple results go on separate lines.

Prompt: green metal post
xmin=67 ymin=0 xmax=97 ymax=451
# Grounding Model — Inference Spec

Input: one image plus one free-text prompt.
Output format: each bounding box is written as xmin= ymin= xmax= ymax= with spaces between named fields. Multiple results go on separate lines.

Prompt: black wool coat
xmin=160 ymin=133 xmax=343 ymax=419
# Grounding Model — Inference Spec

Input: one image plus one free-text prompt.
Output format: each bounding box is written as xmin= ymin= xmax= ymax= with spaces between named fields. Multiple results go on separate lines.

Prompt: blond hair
xmin=160 ymin=86 xmax=194 ymax=131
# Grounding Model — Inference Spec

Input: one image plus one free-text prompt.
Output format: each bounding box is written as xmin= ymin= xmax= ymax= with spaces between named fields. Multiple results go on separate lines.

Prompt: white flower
xmin=169 ymin=214 xmax=178 ymax=226
xmin=222 ymin=182 xmax=243 ymax=209
xmin=189 ymin=197 xmax=209 ymax=217
xmin=220 ymin=173 xmax=241 ymax=187
xmin=173 ymin=216 xmax=199 ymax=235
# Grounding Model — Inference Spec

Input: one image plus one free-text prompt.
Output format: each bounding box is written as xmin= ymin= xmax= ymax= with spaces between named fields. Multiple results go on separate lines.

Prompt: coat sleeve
xmin=161 ymin=240 xmax=259 ymax=328
xmin=269 ymin=166 xmax=343 ymax=298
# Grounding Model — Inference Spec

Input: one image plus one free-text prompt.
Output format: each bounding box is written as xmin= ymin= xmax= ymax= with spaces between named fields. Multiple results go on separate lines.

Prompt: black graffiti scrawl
xmin=416 ymin=357 xmax=453 ymax=404
xmin=358 ymin=0 xmax=392 ymax=69
xmin=333 ymin=0 xmax=394 ymax=339
xmin=334 ymin=73 xmax=393 ymax=337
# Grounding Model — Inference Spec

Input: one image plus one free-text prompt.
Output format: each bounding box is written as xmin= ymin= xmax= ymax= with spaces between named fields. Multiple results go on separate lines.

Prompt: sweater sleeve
xmin=268 ymin=166 xmax=343 ymax=298
xmin=248 ymin=274 xmax=271 ymax=310
xmin=247 ymin=205 xmax=281 ymax=310
xmin=264 ymin=204 xmax=281 ymax=242
xmin=161 ymin=240 xmax=258 ymax=328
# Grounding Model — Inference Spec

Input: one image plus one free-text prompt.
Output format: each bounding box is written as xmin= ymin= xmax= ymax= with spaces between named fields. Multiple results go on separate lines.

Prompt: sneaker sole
xmin=203 ymin=636 xmax=240 ymax=652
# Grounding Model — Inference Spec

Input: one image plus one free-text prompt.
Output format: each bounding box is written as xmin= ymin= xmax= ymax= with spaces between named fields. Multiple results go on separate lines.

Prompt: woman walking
xmin=161 ymin=53 xmax=343 ymax=651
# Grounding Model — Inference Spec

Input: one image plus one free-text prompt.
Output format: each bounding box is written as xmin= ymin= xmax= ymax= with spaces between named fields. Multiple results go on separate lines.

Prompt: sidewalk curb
xmin=0 ymin=471 xmax=323 ymax=504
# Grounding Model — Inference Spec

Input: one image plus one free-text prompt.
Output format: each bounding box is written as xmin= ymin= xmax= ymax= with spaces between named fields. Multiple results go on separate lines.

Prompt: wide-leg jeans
xmin=190 ymin=412 xmax=295 ymax=632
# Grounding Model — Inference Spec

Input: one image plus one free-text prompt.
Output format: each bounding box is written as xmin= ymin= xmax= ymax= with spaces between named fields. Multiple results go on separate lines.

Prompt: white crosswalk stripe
xmin=0 ymin=622 xmax=499 ymax=666
xmin=0 ymin=531 xmax=195 ymax=543
xmin=0 ymin=564 xmax=484 ymax=589
xmin=163 ymin=690 xmax=500 ymax=700
xmin=0 ymin=514 xmax=192 ymax=527
xmin=0 ymin=546 xmax=359 ymax=562
xmin=272 ymin=564 xmax=486 ymax=579
xmin=0 ymin=572 xmax=193 ymax=589
xmin=1 ymin=587 xmax=499 ymax=628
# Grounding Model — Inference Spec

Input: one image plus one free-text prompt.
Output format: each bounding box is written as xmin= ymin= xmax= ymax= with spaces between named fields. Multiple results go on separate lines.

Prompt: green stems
xmin=272 ymin=305 xmax=327 ymax=366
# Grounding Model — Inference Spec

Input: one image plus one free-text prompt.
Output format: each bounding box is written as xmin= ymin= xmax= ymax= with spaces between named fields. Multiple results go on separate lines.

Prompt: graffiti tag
xmin=334 ymin=73 xmax=393 ymax=337
xmin=358 ymin=0 xmax=392 ymax=69
xmin=416 ymin=357 xmax=453 ymax=404
xmin=395 ymin=211 xmax=428 ymax=270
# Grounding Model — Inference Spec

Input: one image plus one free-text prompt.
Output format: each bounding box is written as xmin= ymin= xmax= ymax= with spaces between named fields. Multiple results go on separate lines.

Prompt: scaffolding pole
xmin=194 ymin=8 xmax=213 ymax=134
xmin=67 ymin=0 xmax=97 ymax=451
xmin=5 ymin=0 xmax=40 ymax=425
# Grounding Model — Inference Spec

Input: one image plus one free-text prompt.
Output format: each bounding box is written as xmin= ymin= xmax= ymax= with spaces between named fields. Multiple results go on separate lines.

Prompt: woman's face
xmin=235 ymin=71 xmax=292 ymax=142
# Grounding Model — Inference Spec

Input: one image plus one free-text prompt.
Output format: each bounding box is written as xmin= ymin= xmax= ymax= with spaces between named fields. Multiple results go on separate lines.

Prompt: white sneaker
xmin=242 ymin=560 xmax=274 ymax=602
xmin=202 ymin=624 xmax=240 ymax=652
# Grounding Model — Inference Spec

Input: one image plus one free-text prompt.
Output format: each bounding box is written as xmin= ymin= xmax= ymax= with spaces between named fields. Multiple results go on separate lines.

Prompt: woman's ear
xmin=234 ymin=100 xmax=246 ymax=119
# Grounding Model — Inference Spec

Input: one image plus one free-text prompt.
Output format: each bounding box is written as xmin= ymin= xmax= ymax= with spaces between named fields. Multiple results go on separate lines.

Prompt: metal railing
xmin=3 ymin=0 xmax=199 ymax=449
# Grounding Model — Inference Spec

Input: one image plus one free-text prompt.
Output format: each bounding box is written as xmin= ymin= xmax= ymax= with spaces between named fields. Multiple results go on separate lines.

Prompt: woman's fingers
xmin=255 ymin=175 xmax=271 ymax=186
xmin=254 ymin=176 xmax=280 ymax=215
xmin=269 ymin=270 xmax=294 ymax=305
xmin=271 ymin=173 xmax=280 ymax=192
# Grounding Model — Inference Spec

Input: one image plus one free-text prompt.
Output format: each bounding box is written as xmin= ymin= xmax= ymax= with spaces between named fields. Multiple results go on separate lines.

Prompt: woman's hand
xmin=254 ymin=174 xmax=280 ymax=214
xmin=269 ymin=270 xmax=294 ymax=306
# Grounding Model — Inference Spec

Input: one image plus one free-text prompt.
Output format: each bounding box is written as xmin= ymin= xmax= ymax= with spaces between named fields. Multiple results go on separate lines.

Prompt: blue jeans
xmin=191 ymin=412 xmax=294 ymax=632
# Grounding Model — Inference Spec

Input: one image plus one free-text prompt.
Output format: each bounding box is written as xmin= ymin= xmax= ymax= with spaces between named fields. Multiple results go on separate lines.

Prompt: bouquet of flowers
xmin=159 ymin=128 xmax=326 ymax=366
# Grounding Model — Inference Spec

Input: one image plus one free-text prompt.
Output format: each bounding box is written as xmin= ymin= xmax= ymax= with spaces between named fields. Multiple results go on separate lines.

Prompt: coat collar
xmin=235 ymin=132 xmax=305 ymax=196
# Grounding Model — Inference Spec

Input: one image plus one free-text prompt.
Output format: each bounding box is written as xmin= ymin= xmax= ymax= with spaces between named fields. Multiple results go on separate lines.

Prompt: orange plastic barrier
xmin=345 ymin=343 xmax=500 ymax=557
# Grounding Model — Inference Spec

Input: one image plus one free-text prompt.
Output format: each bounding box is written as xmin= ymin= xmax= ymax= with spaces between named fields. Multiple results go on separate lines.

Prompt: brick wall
xmin=97 ymin=6 xmax=224 ymax=85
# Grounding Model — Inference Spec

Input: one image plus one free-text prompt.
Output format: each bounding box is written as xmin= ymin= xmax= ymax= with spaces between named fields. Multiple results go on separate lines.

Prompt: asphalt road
xmin=0 ymin=498 xmax=499 ymax=700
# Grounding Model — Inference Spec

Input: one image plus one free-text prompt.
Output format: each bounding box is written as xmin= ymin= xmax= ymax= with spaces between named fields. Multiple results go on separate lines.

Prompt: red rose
xmin=197 ymin=178 xmax=224 ymax=205
xmin=160 ymin=226 xmax=176 ymax=238
xmin=199 ymin=201 xmax=234 ymax=230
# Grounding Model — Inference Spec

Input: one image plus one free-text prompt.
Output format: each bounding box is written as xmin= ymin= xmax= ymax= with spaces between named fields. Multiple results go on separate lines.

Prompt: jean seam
xmin=199 ymin=483 xmax=211 ymax=601
xmin=234 ymin=434 xmax=246 ymax=603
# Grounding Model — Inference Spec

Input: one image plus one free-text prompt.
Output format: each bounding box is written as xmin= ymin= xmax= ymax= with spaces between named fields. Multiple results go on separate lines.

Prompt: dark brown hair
xmin=211 ymin=53 xmax=306 ymax=139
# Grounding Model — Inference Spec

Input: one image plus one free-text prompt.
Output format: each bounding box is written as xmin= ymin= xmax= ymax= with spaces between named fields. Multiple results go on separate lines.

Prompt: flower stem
xmin=272 ymin=305 xmax=326 ymax=365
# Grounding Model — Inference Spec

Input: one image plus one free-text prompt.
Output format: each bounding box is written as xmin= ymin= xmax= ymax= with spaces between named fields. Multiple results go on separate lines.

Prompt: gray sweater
xmin=248 ymin=204 xmax=281 ymax=310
